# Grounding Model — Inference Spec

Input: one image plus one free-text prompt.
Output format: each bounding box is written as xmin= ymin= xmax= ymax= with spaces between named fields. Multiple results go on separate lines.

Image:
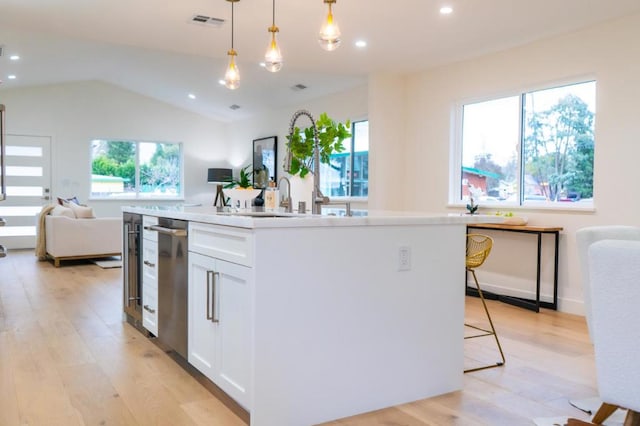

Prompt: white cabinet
xmin=188 ymin=223 xmax=253 ymax=409
xmin=142 ymin=215 xmax=158 ymax=335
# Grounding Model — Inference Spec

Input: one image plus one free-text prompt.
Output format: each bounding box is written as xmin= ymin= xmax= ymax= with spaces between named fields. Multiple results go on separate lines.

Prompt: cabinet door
xmin=142 ymin=238 xmax=158 ymax=335
xmin=187 ymin=252 xmax=218 ymax=379
xmin=215 ymin=258 xmax=252 ymax=408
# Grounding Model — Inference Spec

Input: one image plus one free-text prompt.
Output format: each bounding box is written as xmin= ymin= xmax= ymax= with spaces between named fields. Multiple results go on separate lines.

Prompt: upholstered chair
xmin=585 ymin=239 xmax=640 ymax=424
xmin=575 ymin=226 xmax=640 ymax=338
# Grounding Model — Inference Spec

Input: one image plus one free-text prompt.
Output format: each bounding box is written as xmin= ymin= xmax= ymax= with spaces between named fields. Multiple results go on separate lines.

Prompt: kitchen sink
xmin=217 ymin=210 xmax=305 ymax=218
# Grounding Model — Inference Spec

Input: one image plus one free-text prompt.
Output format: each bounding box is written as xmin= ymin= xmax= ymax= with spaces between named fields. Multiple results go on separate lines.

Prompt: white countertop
xmin=122 ymin=205 xmax=505 ymax=229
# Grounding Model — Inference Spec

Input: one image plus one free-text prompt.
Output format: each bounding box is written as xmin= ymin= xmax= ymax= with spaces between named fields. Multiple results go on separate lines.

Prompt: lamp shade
xmin=207 ymin=168 xmax=232 ymax=183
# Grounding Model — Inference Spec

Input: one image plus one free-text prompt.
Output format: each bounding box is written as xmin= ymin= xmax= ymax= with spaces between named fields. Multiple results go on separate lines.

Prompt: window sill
xmin=328 ymin=196 xmax=368 ymax=203
xmin=446 ymin=202 xmax=595 ymax=214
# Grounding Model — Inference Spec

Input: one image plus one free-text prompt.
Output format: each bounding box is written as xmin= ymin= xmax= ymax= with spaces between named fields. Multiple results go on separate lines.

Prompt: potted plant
xmin=224 ymin=165 xmax=254 ymax=189
xmin=286 ymin=112 xmax=352 ymax=178
xmin=223 ymin=165 xmax=261 ymax=208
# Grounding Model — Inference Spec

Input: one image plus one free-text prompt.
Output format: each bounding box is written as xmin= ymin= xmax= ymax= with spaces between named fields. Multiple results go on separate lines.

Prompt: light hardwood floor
xmin=0 ymin=250 xmax=598 ymax=425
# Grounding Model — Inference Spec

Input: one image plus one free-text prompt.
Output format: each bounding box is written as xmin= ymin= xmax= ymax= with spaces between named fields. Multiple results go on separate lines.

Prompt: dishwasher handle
xmin=148 ymin=225 xmax=187 ymax=237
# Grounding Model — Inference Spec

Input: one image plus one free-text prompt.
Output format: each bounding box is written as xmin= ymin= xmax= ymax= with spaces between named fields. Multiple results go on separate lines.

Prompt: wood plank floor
xmin=0 ymin=250 xmax=598 ymax=425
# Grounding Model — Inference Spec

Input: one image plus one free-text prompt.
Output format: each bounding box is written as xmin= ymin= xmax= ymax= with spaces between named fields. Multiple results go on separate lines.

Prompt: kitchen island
xmin=123 ymin=205 xmax=501 ymax=426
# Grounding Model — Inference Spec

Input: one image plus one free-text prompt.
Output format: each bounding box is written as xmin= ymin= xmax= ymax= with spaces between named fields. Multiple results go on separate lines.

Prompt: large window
xmin=319 ymin=119 xmax=369 ymax=197
xmin=91 ymin=140 xmax=183 ymax=199
xmin=456 ymin=81 xmax=595 ymax=207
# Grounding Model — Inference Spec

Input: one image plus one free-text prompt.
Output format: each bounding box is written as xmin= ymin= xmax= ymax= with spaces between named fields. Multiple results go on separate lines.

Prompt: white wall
xmin=367 ymin=74 xmax=407 ymax=210
xmin=383 ymin=13 xmax=640 ymax=314
xmin=0 ymin=81 xmax=229 ymax=216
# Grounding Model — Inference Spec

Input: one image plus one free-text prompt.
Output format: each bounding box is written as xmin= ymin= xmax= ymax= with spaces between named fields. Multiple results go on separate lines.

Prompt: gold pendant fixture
xmin=318 ymin=0 xmax=341 ymax=51
xmin=220 ymin=0 xmax=344 ymax=88
xmin=224 ymin=0 xmax=240 ymax=90
xmin=264 ymin=0 xmax=283 ymax=72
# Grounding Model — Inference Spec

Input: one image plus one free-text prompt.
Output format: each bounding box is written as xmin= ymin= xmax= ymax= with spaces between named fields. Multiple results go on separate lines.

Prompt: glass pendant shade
xmin=224 ymin=50 xmax=240 ymax=90
xmin=264 ymin=28 xmax=283 ymax=72
xmin=318 ymin=1 xmax=341 ymax=51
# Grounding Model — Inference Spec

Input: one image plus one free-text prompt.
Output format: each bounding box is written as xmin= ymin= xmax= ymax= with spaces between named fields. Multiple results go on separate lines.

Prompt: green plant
xmin=224 ymin=165 xmax=254 ymax=188
xmin=286 ymin=112 xmax=351 ymax=178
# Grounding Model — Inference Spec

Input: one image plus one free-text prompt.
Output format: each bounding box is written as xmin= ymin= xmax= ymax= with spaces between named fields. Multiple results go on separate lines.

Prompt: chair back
xmin=588 ymin=239 xmax=640 ymax=412
xmin=466 ymin=234 xmax=493 ymax=269
xmin=576 ymin=226 xmax=640 ymax=339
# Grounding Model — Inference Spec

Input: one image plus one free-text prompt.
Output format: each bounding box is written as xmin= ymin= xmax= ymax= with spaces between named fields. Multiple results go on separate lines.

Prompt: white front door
xmin=0 ymin=134 xmax=52 ymax=249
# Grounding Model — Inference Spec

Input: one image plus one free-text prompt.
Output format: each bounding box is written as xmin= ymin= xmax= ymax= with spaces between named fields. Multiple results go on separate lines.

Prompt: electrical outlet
xmin=398 ymin=246 xmax=411 ymax=271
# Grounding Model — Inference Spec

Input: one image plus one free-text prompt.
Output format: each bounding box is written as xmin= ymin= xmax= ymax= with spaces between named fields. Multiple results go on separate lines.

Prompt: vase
xmin=224 ymin=188 xmax=262 ymax=210
xmin=289 ymin=174 xmax=314 ymax=212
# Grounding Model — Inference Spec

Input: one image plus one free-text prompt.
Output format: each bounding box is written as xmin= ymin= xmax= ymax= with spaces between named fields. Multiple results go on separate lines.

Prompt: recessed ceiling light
xmin=188 ymin=93 xmax=196 ymax=99
xmin=218 ymin=79 xmax=226 ymax=85
xmin=9 ymin=55 xmax=20 ymax=61
xmin=355 ymin=40 xmax=367 ymax=48
xmin=259 ymin=62 xmax=266 ymax=68
xmin=7 ymin=75 xmax=16 ymax=80
xmin=440 ymin=6 xmax=453 ymax=15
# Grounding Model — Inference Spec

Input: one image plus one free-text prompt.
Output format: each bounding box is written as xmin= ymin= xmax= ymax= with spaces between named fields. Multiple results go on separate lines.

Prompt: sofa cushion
xmin=50 ymin=204 xmax=76 ymax=219
xmin=66 ymin=201 xmax=95 ymax=219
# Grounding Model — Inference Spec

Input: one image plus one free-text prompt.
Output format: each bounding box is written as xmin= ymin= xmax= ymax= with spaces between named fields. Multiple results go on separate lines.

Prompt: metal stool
xmin=464 ymin=233 xmax=506 ymax=373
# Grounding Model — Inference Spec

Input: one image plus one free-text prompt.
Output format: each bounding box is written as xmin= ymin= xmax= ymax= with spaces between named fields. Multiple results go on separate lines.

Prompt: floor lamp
xmin=207 ymin=168 xmax=232 ymax=208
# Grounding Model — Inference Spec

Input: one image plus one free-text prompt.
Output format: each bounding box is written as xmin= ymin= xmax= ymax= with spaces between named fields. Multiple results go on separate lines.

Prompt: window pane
xmin=6 ymin=186 xmax=43 ymax=196
xmin=351 ymin=120 xmax=369 ymax=197
xmin=5 ymin=146 xmax=42 ymax=157
xmin=523 ymin=81 xmax=595 ymax=203
xmin=319 ymin=120 xmax=369 ymax=197
xmin=461 ymin=96 xmax=520 ymax=203
xmin=0 ymin=226 xmax=36 ymax=237
xmin=91 ymin=140 xmax=136 ymax=198
xmin=6 ymin=166 xmax=43 ymax=177
xmin=139 ymin=142 xmax=181 ymax=197
xmin=320 ymin=153 xmax=349 ymax=196
xmin=90 ymin=140 xmax=182 ymax=199
xmin=0 ymin=206 xmax=43 ymax=216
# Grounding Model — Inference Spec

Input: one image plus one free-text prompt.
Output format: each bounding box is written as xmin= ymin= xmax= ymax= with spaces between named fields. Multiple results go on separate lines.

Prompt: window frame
xmin=449 ymin=77 xmax=596 ymax=212
xmin=89 ymin=139 xmax=185 ymax=201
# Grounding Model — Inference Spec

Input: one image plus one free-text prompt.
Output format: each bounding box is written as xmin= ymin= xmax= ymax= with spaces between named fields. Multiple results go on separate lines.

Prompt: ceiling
xmin=1 ymin=0 xmax=639 ymax=122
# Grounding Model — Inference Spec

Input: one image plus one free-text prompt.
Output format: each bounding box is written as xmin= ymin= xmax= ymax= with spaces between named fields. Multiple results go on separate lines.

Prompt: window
xmin=455 ymin=81 xmax=595 ymax=207
xmin=319 ymin=119 xmax=369 ymax=197
xmin=91 ymin=140 xmax=183 ymax=199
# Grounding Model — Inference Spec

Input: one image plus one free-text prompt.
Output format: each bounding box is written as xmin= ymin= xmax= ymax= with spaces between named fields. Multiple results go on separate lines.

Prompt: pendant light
xmin=318 ymin=0 xmax=341 ymax=51
xmin=224 ymin=0 xmax=240 ymax=90
xmin=264 ymin=0 xmax=283 ymax=72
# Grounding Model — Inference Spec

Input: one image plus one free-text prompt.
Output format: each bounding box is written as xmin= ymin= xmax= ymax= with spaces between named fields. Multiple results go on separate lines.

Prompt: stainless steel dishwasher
xmin=149 ymin=218 xmax=188 ymax=359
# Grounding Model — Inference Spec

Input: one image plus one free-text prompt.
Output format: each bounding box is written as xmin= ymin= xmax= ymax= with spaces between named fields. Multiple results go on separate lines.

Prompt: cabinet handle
xmin=206 ymin=270 xmax=214 ymax=321
xmin=143 ymin=260 xmax=155 ymax=268
xmin=212 ymin=271 xmax=220 ymax=323
xmin=143 ymin=304 xmax=156 ymax=314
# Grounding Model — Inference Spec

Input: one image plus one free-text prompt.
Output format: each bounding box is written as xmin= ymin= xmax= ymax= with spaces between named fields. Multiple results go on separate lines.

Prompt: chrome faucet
xmin=286 ymin=109 xmax=329 ymax=214
xmin=278 ymin=176 xmax=292 ymax=213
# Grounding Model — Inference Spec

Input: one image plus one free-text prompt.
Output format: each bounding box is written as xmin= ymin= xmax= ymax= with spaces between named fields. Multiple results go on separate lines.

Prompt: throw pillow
xmin=50 ymin=204 xmax=76 ymax=219
xmin=67 ymin=201 xmax=95 ymax=219
xmin=57 ymin=196 xmax=80 ymax=206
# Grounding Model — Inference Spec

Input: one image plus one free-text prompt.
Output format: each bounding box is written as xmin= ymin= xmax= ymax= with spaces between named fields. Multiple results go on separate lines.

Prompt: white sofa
xmin=44 ymin=213 xmax=122 ymax=267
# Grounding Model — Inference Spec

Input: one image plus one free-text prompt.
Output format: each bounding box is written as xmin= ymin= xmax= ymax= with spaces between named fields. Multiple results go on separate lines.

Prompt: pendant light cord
xmin=272 ymin=0 xmax=275 ymax=26
xmin=231 ymin=1 xmax=235 ymax=49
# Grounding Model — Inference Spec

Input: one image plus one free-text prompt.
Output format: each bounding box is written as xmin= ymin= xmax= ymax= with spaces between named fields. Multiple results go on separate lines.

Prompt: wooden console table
xmin=466 ymin=223 xmax=563 ymax=313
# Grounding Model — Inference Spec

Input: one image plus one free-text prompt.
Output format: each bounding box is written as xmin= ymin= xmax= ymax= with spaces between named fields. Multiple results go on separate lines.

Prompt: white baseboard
xmin=469 ymin=281 xmax=586 ymax=316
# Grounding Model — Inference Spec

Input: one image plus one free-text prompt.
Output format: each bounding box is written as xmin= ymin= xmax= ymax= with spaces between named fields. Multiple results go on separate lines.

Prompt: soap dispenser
xmin=265 ymin=179 xmax=278 ymax=210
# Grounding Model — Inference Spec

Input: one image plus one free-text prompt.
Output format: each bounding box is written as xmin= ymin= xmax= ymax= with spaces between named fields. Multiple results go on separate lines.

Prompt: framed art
xmin=253 ymin=136 xmax=277 ymax=189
